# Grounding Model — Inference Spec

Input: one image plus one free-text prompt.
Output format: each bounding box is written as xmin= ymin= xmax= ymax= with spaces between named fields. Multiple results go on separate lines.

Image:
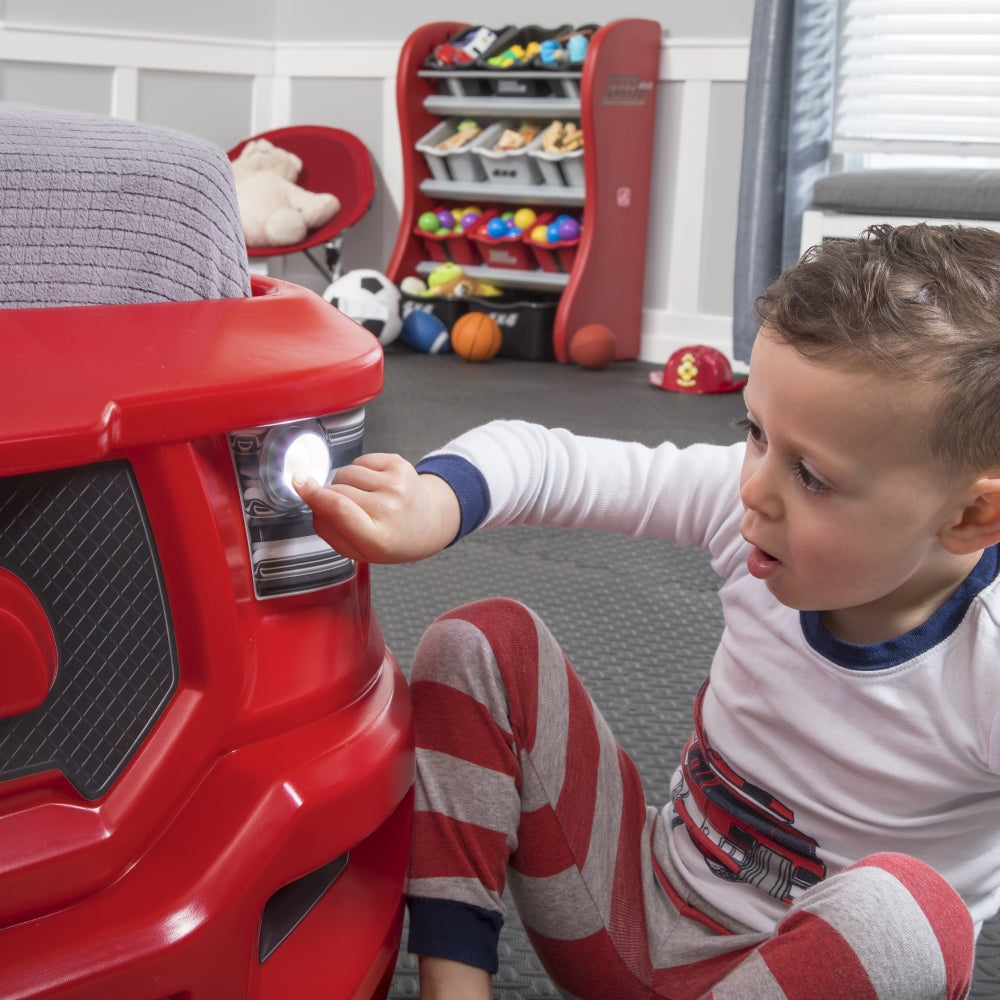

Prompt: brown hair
xmin=755 ymin=223 xmax=1000 ymax=477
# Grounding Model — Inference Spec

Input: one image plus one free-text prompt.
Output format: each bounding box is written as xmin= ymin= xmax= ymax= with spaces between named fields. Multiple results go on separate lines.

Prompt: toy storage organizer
xmin=385 ymin=20 xmax=660 ymax=362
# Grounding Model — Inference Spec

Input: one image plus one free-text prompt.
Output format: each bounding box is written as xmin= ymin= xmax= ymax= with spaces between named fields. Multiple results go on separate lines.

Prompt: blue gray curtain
xmin=732 ymin=0 xmax=838 ymax=361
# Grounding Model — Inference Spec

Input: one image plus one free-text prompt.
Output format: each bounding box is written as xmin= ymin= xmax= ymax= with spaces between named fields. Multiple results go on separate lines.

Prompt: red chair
xmin=229 ymin=125 xmax=377 ymax=283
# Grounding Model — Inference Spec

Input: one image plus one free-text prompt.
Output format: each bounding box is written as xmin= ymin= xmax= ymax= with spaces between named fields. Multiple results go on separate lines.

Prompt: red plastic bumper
xmin=0 ymin=655 xmax=413 ymax=1000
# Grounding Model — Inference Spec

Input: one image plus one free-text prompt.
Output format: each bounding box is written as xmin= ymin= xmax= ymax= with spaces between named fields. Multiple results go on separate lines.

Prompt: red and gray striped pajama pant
xmin=405 ymin=599 xmax=975 ymax=1000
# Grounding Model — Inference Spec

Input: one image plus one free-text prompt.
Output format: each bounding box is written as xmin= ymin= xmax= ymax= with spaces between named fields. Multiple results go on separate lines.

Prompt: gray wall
xmin=6 ymin=1 xmax=753 ymax=42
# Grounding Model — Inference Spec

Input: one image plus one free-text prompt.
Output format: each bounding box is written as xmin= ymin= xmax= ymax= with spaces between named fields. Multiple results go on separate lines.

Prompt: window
xmin=834 ymin=0 xmax=1000 ymax=168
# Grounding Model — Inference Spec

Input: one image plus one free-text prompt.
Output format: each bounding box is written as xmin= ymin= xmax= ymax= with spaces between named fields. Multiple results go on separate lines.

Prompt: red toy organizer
xmin=386 ymin=19 xmax=660 ymax=362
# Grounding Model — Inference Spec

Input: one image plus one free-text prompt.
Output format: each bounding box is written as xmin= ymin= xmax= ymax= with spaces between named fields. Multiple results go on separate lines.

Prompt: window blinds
xmin=835 ymin=0 xmax=1000 ymax=157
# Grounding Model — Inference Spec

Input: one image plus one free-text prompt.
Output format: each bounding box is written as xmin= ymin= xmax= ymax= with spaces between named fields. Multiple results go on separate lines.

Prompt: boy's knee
xmin=411 ymin=598 xmax=540 ymax=687
xmin=786 ymin=853 xmax=973 ymax=1000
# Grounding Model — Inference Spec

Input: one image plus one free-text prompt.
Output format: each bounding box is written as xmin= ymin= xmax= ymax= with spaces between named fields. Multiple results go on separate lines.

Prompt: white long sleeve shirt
xmin=416 ymin=420 xmax=1000 ymax=935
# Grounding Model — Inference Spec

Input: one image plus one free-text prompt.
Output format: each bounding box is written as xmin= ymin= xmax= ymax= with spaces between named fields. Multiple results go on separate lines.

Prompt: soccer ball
xmin=323 ymin=269 xmax=403 ymax=345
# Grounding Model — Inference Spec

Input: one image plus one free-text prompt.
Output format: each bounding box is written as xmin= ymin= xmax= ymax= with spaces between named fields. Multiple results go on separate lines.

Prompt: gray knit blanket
xmin=0 ymin=102 xmax=250 ymax=307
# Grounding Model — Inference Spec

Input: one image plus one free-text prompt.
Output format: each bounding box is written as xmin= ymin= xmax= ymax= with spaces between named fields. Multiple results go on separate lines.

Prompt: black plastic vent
xmin=0 ymin=461 xmax=177 ymax=799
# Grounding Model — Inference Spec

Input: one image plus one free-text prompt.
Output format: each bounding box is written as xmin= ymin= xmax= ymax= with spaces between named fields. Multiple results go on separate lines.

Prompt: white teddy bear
xmin=231 ymin=138 xmax=341 ymax=248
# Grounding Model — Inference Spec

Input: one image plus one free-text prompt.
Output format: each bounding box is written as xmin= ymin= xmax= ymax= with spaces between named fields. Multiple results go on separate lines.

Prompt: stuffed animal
xmin=231 ymin=138 xmax=341 ymax=248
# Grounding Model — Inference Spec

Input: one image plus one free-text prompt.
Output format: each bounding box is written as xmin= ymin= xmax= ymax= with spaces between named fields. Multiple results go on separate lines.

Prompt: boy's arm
xmin=293 ymin=452 xmax=461 ymax=564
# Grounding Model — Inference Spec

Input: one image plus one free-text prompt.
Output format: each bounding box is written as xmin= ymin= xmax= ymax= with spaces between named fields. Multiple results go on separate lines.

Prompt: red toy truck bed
xmin=0 ymin=276 xmax=413 ymax=998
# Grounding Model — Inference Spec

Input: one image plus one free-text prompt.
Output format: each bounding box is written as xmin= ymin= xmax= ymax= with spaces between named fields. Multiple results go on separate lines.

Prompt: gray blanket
xmin=0 ymin=102 xmax=250 ymax=307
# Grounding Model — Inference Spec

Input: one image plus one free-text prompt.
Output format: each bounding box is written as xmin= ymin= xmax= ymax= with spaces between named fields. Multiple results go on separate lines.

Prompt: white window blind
xmin=835 ymin=0 xmax=1000 ymax=159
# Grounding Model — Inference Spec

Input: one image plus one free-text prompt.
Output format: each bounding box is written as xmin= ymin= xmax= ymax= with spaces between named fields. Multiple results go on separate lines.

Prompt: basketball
xmin=569 ymin=323 xmax=617 ymax=369
xmin=451 ymin=311 xmax=502 ymax=362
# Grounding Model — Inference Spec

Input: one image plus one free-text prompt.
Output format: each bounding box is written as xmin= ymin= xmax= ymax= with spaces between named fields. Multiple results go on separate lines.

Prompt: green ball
xmin=418 ymin=211 xmax=440 ymax=232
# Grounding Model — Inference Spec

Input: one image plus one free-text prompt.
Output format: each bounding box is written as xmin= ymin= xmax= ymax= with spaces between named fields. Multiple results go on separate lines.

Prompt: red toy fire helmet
xmin=649 ymin=344 xmax=747 ymax=394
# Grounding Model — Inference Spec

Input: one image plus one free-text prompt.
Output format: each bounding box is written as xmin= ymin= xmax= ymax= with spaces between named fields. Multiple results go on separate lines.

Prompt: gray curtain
xmin=732 ymin=0 xmax=838 ymax=361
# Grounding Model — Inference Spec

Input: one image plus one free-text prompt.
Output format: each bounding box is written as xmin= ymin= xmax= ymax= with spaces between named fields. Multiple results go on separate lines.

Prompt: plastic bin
xmin=400 ymin=290 xmax=469 ymax=330
xmin=415 ymin=119 xmax=488 ymax=182
xmin=529 ymin=120 xmax=585 ymax=188
xmin=465 ymin=291 xmax=559 ymax=360
xmin=472 ymin=121 xmax=545 ymax=186
xmin=469 ymin=214 xmax=537 ymax=270
xmin=477 ymin=24 xmax=572 ymax=96
xmin=413 ymin=205 xmax=485 ymax=265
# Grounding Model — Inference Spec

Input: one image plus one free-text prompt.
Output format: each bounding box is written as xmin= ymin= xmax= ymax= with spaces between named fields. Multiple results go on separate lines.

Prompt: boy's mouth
xmin=747 ymin=544 xmax=782 ymax=580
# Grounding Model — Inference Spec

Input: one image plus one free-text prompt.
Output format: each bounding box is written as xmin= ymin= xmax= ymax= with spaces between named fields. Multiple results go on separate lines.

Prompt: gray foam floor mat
xmin=365 ymin=348 xmax=998 ymax=999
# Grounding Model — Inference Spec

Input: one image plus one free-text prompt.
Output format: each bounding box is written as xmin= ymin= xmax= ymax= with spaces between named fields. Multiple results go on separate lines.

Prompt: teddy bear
xmin=231 ymin=138 xmax=341 ymax=248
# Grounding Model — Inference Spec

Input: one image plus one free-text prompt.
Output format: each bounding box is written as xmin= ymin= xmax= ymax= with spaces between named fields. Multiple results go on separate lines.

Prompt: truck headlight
xmin=261 ymin=422 xmax=333 ymax=510
xmin=229 ymin=409 xmax=364 ymax=599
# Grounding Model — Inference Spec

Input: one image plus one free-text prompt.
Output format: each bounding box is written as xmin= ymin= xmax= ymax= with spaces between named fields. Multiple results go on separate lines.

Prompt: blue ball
xmin=486 ymin=216 xmax=509 ymax=239
xmin=401 ymin=309 xmax=451 ymax=353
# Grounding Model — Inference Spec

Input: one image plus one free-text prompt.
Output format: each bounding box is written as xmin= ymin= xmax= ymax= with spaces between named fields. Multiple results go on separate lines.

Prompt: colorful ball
xmin=513 ymin=207 xmax=537 ymax=230
xmin=569 ymin=323 xmax=617 ymax=369
xmin=401 ymin=310 xmax=451 ymax=354
xmin=557 ymin=217 xmax=581 ymax=241
xmin=437 ymin=208 xmax=456 ymax=230
xmin=451 ymin=312 xmax=503 ymax=362
xmin=486 ymin=216 xmax=509 ymax=239
xmin=417 ymin=211 xmax=440 ymax=232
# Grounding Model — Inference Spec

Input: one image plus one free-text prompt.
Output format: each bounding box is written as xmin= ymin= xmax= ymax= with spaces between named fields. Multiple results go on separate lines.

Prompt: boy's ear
xmin=941 ymin=476 xmax=1000 ymax=554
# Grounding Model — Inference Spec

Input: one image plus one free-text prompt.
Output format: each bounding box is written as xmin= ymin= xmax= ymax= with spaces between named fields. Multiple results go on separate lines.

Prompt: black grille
xmin=0 ymin=461 xmax=177 ymax=799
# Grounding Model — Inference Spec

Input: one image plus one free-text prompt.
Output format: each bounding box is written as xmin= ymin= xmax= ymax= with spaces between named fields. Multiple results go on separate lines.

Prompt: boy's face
xmin=739 ymin=328 xmax=978 ymax=643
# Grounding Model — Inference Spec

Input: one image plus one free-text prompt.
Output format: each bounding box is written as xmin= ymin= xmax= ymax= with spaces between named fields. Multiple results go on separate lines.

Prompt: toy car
xmin=0 ymin=276 xmax=413 ymax=998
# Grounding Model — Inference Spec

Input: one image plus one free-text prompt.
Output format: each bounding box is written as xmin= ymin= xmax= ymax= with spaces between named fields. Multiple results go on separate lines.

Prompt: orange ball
xmin=451 ymin=311 xmax=502 ymax=362
xmin=569 ymin=323 xmax=617 ymax=369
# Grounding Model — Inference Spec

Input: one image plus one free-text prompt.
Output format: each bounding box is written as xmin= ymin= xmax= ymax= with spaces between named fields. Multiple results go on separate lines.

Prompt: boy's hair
xmin=755 ymin=223 xmax=1000 ymax=477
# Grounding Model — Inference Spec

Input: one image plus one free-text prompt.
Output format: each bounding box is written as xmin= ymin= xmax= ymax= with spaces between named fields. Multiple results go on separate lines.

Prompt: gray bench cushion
xmin=812 ymin=168 xmax=1000 ymax=221
xmin=0 ymin=102 xmax=250 ymax=308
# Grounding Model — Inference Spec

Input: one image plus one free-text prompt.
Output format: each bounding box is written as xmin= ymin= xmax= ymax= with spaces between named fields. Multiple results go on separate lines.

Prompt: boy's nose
xmin=740 ymin=457 xmax=783 ymax=520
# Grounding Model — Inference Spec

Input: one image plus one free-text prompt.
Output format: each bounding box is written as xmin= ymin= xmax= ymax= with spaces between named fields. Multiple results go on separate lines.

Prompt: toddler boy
xmin=297 ymin=224 xmax=1000 ymax=999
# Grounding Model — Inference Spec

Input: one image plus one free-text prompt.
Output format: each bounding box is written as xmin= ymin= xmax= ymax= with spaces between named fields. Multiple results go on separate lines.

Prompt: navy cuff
xmin=415 ymin=453 xmax=490 ymax=544
xmin=406 ymin=896 xmax=504 ymax=974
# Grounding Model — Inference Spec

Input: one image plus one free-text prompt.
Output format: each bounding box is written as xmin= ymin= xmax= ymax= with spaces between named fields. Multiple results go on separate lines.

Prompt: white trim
xmin=639 ymin=308 xmax=737 ymax=367
xmin=666 ymin=80 xmax=713 ymax=316
xmin=659 ymin=38 xmax=749 ymax=82
xmin=110 ymin=66 xmax=139 ymax=120
xmin=0 ymin=22 xmax=274 ymax=75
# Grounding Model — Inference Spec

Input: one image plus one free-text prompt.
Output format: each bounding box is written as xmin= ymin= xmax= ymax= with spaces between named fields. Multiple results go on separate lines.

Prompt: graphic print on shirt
xmin=671 ymin=682 xmax=826 ymax=904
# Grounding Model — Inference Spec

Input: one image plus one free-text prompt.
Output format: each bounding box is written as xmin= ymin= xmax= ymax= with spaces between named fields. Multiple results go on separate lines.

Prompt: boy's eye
xmin=733 ymin=416 xmax=764 ymax=445
xmin=792 ymin=462 xmax=830 ymax=495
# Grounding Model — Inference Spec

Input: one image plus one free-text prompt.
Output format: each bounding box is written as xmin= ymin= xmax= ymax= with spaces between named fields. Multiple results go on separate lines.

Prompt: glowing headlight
xmin=229 ymin=409 xmax=365 ymax=599
xmin=262 ymin=423 xmax=333 ymax=509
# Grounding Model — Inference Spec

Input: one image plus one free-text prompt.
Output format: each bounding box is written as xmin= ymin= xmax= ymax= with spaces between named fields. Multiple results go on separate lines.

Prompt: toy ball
xmin=323 ymin=269 xmax=403 ymax=345
xmin=546 ymin=221 xmax=564 ymax=243
xmin=486 ymin=216 xmax=509 ymax=239
xmin=417 ymin=211 xmax=440 ymax=232
xmin=569 ymin=323 xmax=617 ymax=369
xmin=513 ymin=207 xmax=537 ymax=230
xmin=461 ymin=210 xmax=481 ymax=231
xmin=401 ymin=309 xmax=451 ymax=354
xmin=530 ymin=224 xmax=549 ymax=243
xmin=437 ymin=208 xmax=456 ymax=230
xmin=557 ymin=217 xmax=581 ymax=241
xmin=451 ymin=311 xmax=502 ymax=362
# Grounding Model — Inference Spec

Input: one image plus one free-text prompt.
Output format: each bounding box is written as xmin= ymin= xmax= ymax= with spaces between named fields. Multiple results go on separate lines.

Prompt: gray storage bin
xmin=415 ymin=119 xmax=488 ymax=182
xmin=472 ymin=120 xmax=544 ymax=185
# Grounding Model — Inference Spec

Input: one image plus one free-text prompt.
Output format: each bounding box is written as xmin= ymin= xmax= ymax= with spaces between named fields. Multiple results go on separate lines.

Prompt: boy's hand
xmin=293 ymin=453 xmax=461 ymax=564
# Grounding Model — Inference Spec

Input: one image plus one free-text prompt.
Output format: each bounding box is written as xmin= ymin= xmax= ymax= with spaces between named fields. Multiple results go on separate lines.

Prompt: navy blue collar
xmin=801 ymin=545 xmax=999 ymax=671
